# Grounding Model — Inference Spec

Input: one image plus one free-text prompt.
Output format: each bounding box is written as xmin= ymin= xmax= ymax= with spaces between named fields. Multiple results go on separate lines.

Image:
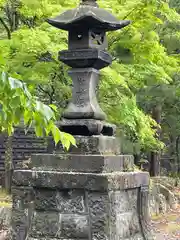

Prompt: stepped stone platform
xmin=11 ymin=136 xmax=153 ymax=240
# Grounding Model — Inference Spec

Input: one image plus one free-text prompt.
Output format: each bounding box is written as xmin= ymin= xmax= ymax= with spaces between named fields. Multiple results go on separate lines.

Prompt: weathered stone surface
xmin=109 ymin=189 xmax=138 ymax=214
xmin=11 ymin=179 xmax=152 ymax=240
xmin=159 ymin=194 xmax=167 ymax=213
xmin=87 ymin=192 xmax=109 ymax=239
xmin=11 ymin=187 xmax=34 ymax=240
xmin=11 ymin=209 xmax=30 ymax=240
xmin=60 ymin=119 xmax=116 ymax=136
xmin=62 ymin=68 xmax=106 ymax=121
xmin=28 ymin=239 xmax=89 ymax=240
xmin=61 ymin=214 xmax=89 ymax=238
xmin=48 ymin=135 xmax=121 ymax=155
xmin=11 ymin=167 xmax=151 ymax=239
xmin=30 ymin=212 xmax=89 ymax=238
xmin=148 ymin=179 xmax=179 ymax=217
xmin=13 ymin=170 xmax=149 ymax=190
xmin=30 ymin=211 xmax=60 ymax=237
xmin=31 ymin=154 xmax=134 ymax=172
xmin=59 ymin=49 xmax=112 ymax=69
xmin=115 ymin=211 xmax=140 ymax=238
xmin=159 ymin=184 xmax=177 ymax=208
xmin=12 ymin=186 xmax=34 ymax=209
xmin=0 ymin=206 xmax=11 ymax=228
xmin=47 ymin=0 xmax=130 ymax=32
xmin=139 ymin=186 xmax=155 ymax=240
xmin=123 ymin=233 xmax=144 ymax=240
xmin=109 ymin=189 xmax=140 ymax=239
xmin=34 ymin=189 xmax=86 ymax=213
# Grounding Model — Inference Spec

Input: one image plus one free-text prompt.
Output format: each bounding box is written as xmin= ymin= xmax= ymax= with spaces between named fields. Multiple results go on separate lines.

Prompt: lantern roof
xmin=47 ymin=0 xmax=130 ymax=31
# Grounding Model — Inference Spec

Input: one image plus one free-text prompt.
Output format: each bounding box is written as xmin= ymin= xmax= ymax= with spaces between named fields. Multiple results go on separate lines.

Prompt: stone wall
xmin=148 ymin=177 xmax=179 ymax=217
xmin=0 ymin=128 xmax=47 ymax=169
xmin=0 ymin=127 xmax=47 ymax=185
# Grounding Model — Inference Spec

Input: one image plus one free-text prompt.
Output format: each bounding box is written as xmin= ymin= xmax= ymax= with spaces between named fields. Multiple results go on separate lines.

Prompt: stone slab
xmin=59 ymin=119 xmax=116 ymax=136
xmin=34 ymin=189 xmax=86 ymax=213
xmin=59 ymin=49 xmax=112 ymax=69
xmin=30 ymin=211 xmax=60 ymax=237
xmin=31 ymin=154 xmax=134 ymax=172
xmin=47 ymin=135 xmax=121 ymax=155
xmin=13 ymin=170 xmax=149 ymax=190
xmin=109 ymin=189 xmax=138 ymax=213
xmin=11 ymin=186 xmax=34 ymax=209
xmin=28 ymin=239 xmax=89 ymax=240
xmin=30 ymin=212 xmax=89 ymax=238
xmin=87 ymin=192 xmax=109 ymax=239
xmin=11 ymin=186 xmax=34 ymax=240
xmin=115 ymin=211 xmax=140 ymax=238
xmin=61 ymin=214 xmax=89 ymax=238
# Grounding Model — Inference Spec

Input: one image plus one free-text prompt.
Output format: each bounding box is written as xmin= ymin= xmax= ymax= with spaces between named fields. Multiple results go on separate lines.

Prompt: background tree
xmin=0 ymin=70 xmax=76 ymax=192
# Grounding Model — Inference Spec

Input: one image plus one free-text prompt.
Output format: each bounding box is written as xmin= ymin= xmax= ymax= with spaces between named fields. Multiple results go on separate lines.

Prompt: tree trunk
xmin=134 ymin=154 xmax=140 ymax=166
xmin=149 ymin=104 xmax=162 ymax=176
xmin=4 ymin=136 xmax=13 ymax=194
xmin=176 ymin=135 xmax=180 ymax=173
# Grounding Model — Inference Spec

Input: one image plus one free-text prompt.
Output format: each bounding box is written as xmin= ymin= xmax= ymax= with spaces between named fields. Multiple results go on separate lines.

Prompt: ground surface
xmin=152 ymin=204 xmax=180 ymax=240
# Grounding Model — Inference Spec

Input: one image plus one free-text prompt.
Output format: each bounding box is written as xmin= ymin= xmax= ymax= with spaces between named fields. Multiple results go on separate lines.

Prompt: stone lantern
xmin=47 ymin=0 xmax=130 ymax=135
xmin=11 ymin=1 xmax=153 ymax=240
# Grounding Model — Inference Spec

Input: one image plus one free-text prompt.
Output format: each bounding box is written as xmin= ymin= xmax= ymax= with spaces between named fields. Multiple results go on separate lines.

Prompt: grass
xmin=0 ymin=188 xmax=12 ymax=208
xmin=0 ymin=201 xmax=12 ymax=208
xmin=166 ymin=222 xmax=180 ymax=233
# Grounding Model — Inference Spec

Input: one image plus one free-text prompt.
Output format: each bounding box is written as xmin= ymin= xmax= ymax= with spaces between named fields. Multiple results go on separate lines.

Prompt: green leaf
xmin=8 ymin=77 xmax=23 ymax=89
xmin=24 ymin=110 xmax=32 ymax=125
xmin=35 ymin=125 xmax=43 ymax=137
xmin=35 ymin=101 xmax=55 ymax=121
xmin=64 ymin=133 xmax=76 ymax=147
xmin=49 ymin=104 xmax=58 ymax=112
xmin=1 ymin=72 xmax=7 ymax=83
xmin=51 ymin=124 xmax=62 ymax=146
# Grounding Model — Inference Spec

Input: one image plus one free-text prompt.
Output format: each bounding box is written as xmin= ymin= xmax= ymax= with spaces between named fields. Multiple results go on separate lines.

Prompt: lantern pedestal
xmin=11 ymin=136 xmax=154 ymax=240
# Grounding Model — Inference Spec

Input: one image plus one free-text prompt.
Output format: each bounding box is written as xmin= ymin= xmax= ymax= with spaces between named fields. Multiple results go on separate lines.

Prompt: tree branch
xmin=123 ymin=8 xmax=136 ymax=20
xmin=0 ymin=17 xmax=11 ymax=39
xmin=38 ymin=85 xmax=55 ymax=104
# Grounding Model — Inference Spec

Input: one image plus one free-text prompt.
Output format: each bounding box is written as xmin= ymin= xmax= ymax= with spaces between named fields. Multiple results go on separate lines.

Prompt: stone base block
xmin=47 ymin=135 xmax=121 ymax=155
xmin=11 ymin=168 xmax=153 ymax=240
xmin=13 ymin=170 xmax=149 ymax=190
xmin=31 ymin=154 xmax=134 ymax=172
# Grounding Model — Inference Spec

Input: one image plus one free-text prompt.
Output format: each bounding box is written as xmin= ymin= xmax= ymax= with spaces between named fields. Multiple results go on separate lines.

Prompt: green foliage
xmin=0 ymin=0 xmax=179 ymax=154
xmin=0 ymin=71 xmax=75 ymax=149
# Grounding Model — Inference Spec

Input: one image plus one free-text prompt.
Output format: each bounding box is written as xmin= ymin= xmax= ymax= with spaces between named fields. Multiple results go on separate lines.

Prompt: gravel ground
xmin=152 ymin=205 xmax=180 ymax=240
